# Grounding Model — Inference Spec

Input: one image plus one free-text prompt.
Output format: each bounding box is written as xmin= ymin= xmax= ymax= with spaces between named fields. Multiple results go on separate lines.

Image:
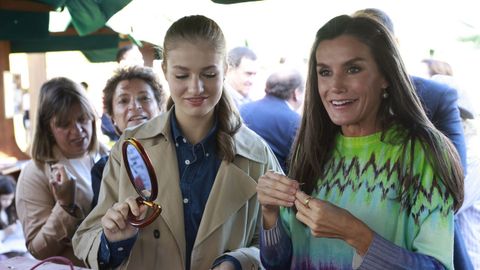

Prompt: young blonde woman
xmin=73 ymin=15 xmax=281 ymax=270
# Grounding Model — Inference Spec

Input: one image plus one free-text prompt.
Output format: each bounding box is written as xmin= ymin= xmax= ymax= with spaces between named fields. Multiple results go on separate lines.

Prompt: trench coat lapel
xmin=194 ymin=159 xmax=257 ymax=247
xmin=131 ymin=111 xmax=186 ymax=262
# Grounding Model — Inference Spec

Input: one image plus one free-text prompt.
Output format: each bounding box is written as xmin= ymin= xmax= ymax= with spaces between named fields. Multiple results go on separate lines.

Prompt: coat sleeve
xmin=72 ymin=144 xmax=123 ymax=268
xmin=15 ymin=161 xmax=83 ymax=263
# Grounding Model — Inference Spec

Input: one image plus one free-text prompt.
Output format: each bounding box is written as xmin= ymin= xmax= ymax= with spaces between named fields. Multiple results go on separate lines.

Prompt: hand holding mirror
xmin=122 ymin=137 xmax=161 ymax=228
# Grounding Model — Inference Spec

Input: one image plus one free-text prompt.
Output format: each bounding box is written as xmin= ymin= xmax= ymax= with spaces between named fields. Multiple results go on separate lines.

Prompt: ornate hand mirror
xmin=122 ymin=137 xmax=162 ymax=228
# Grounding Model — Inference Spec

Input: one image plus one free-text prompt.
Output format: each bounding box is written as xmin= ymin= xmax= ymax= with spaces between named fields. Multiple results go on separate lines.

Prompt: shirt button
xmin=153 ymin=229 xmax=160 ymax=239
xmin=117 ymin=247 xmax=124 ymax=252
xmin=175 ymin=143 xmax=179 ymax=147
xmin=206 ymin=153 xmax=209 ymax=157
xmin=183 ymin=198 xmax=189 ymax=204
xmin=182 ymin=138 xmax=187 ymax=143
xmin=185 ymin=159 xmax=190 ymax=165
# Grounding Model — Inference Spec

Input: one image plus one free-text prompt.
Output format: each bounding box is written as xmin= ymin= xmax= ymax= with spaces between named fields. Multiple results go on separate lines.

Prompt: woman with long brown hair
xmin=257 ymin=15 xmax=463 ymax=269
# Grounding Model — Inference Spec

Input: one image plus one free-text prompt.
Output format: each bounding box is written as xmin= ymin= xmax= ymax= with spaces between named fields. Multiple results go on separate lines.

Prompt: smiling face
xmin=316 ymin=35 xmax=388 ymax=137
xmin=162 ymin=40 xmax=224 ymax=125
xmin=227 ymin=57 xmax=258 ymax=97
xmin=111 ymin=78 xmax=160 ymax=133
xmin=50 ymin=103 xmax=93 ymax=158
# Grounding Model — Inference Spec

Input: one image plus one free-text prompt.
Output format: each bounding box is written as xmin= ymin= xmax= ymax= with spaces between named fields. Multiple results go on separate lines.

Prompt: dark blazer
xmin=412 ymin=76 xmax=466 ymax=171
xmin=240 ymin=95 xmax=301 ymax=173
xmin=413 ymin=76 xmax=472 ymax=270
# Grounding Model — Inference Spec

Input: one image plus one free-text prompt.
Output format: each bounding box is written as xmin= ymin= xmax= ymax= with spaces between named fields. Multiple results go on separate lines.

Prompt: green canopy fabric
xmin=66 ymin=0 xmax=132 ymax=36
xmin=0 ymin=0 xmax=131 ymax=62
xmin=0 ymin=10 xmax=49 ymax=40
xmin=0 ymin=0 xmax=264 ymax=62
xmin=32 ymin=0 xmax=132 ymax=36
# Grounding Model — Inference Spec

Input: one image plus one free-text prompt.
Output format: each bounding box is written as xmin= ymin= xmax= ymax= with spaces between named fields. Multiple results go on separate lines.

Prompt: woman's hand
xmin=295 ymin=191 xmax=374 ymax=256
xmin=49 ymin=163 xmax=76 ymax=207
xmin=101 ymin=196 xmax=147 ymax=242
xmin=256 ymin=171 xmax=299 ymax=229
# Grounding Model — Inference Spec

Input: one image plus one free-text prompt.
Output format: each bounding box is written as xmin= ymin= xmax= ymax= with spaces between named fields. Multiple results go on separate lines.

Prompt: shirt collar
xmin=170 ymin=107 xmax=218 ymax=148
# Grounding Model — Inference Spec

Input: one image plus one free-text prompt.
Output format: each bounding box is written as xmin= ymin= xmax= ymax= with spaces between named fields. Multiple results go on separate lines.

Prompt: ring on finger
xmin=304 ymin=196 xmax=312 ymax=207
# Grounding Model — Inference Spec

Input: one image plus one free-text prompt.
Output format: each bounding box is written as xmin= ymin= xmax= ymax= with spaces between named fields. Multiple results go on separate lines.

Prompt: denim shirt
xmin=170 ymin=112 xmax=221 ymax=269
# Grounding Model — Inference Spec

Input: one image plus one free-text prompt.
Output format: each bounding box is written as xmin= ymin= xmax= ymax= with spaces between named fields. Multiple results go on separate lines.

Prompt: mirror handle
xmin=128 ymin=198 xmax=162 ymax=228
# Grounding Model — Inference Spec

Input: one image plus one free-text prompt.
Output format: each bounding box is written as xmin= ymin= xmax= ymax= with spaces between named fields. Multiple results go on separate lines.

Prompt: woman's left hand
xmin=295 ymin=191 xmax=374 ymax=256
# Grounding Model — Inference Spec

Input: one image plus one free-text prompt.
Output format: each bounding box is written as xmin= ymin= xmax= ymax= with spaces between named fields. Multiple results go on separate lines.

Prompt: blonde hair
xmin=162 ymin=15 xmax=241 ymax=162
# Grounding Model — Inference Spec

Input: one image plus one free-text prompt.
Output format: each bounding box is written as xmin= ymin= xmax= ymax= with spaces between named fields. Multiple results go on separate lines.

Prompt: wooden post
xmin=0 ymin=41 xmax=29 ymax=159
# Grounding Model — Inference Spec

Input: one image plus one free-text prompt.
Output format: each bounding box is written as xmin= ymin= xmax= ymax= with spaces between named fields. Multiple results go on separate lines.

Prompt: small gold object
xmin=304 ymin=197 xmax=312 ymax=207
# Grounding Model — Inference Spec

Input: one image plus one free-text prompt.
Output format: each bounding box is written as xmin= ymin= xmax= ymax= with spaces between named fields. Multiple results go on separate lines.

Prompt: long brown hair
xmin=290 ymin=15 xmax=463 ymax=211
xmin=162 ymin=15 xmax=241 ymax=162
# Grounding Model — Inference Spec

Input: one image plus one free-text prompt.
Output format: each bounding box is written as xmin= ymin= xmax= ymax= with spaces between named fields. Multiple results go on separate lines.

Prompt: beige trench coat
xmin=72 ymin=110 xmax=282 ymax=269
xmin=16 ymin=146 xmax=108 ymax=266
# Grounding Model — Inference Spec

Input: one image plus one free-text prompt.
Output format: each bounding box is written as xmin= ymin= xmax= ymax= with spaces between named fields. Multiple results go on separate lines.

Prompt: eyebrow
xmin=317 ymin=57 xmax=366 ymax=68
xmin=116 ymin=89 xmax=149 ymax=95
xmin=171 ymin=65 xmax=219 ymax=71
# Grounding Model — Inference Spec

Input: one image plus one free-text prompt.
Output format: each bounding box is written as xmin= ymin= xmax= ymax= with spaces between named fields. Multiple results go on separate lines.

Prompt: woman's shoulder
xmin=234 ymin=125 xmax=276 ymax=164
xmin=17 ymin=160 xmax=50 ymax=195
xmin=18 ymin=160 xmax=45 ymax=179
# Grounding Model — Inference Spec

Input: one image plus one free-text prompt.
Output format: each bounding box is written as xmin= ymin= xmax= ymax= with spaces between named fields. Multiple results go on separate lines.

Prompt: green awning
xmin=9 ymin=32 xmax=121 ymax=53
xmin=82 ymin=48 xmax=118 ymax=63
xmin=1 ymin=0 xmax=264 ymax=62
xmin=66 ymin=0 xmax=132 ymax=36
xmin=31 ymin=0 xmax=132 ymax=36
xmin=0 ymin=10 xmax=49 ymax=40
xmin=0 ymin=4 xmax=125 ymax=62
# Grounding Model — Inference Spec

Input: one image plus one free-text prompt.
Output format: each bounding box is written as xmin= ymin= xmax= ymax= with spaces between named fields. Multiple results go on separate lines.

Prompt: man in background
xmin=225 ymin=46 xmax=258 ymax=108
xmin=240 ymin=67 xmax=304 ymax=173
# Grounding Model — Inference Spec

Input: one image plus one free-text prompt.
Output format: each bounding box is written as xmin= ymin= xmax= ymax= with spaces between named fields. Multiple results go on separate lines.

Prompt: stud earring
xmin=382 ymin=90 xmax=389 ymax=99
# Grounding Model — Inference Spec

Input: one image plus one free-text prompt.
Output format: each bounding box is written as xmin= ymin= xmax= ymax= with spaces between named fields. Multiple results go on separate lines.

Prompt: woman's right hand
xmin=101 ymin=196 xmax=147 ymax=242
xmin=49 ymin=163 xmax=76 ymax=207
xmin=256 ymin=171 xmax=299 ymax=228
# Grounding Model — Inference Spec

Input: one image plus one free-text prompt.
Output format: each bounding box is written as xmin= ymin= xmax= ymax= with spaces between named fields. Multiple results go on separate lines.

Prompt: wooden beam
xmin=50 ymin=26 xmax=118 ymax=37
xmin=0 ymin=41 xmax=29 ymax=160
xmin=0 ymin=0 xmax=55 ymax=12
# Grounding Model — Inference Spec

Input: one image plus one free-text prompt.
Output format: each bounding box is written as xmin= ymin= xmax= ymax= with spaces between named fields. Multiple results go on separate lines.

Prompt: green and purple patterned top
xmin=261 ymin=126 xmax=454 ymax=270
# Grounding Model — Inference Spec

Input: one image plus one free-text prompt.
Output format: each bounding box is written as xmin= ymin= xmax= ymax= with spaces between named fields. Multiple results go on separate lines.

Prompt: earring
xmin=382 ymin=90 xmax=389 ymax=99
